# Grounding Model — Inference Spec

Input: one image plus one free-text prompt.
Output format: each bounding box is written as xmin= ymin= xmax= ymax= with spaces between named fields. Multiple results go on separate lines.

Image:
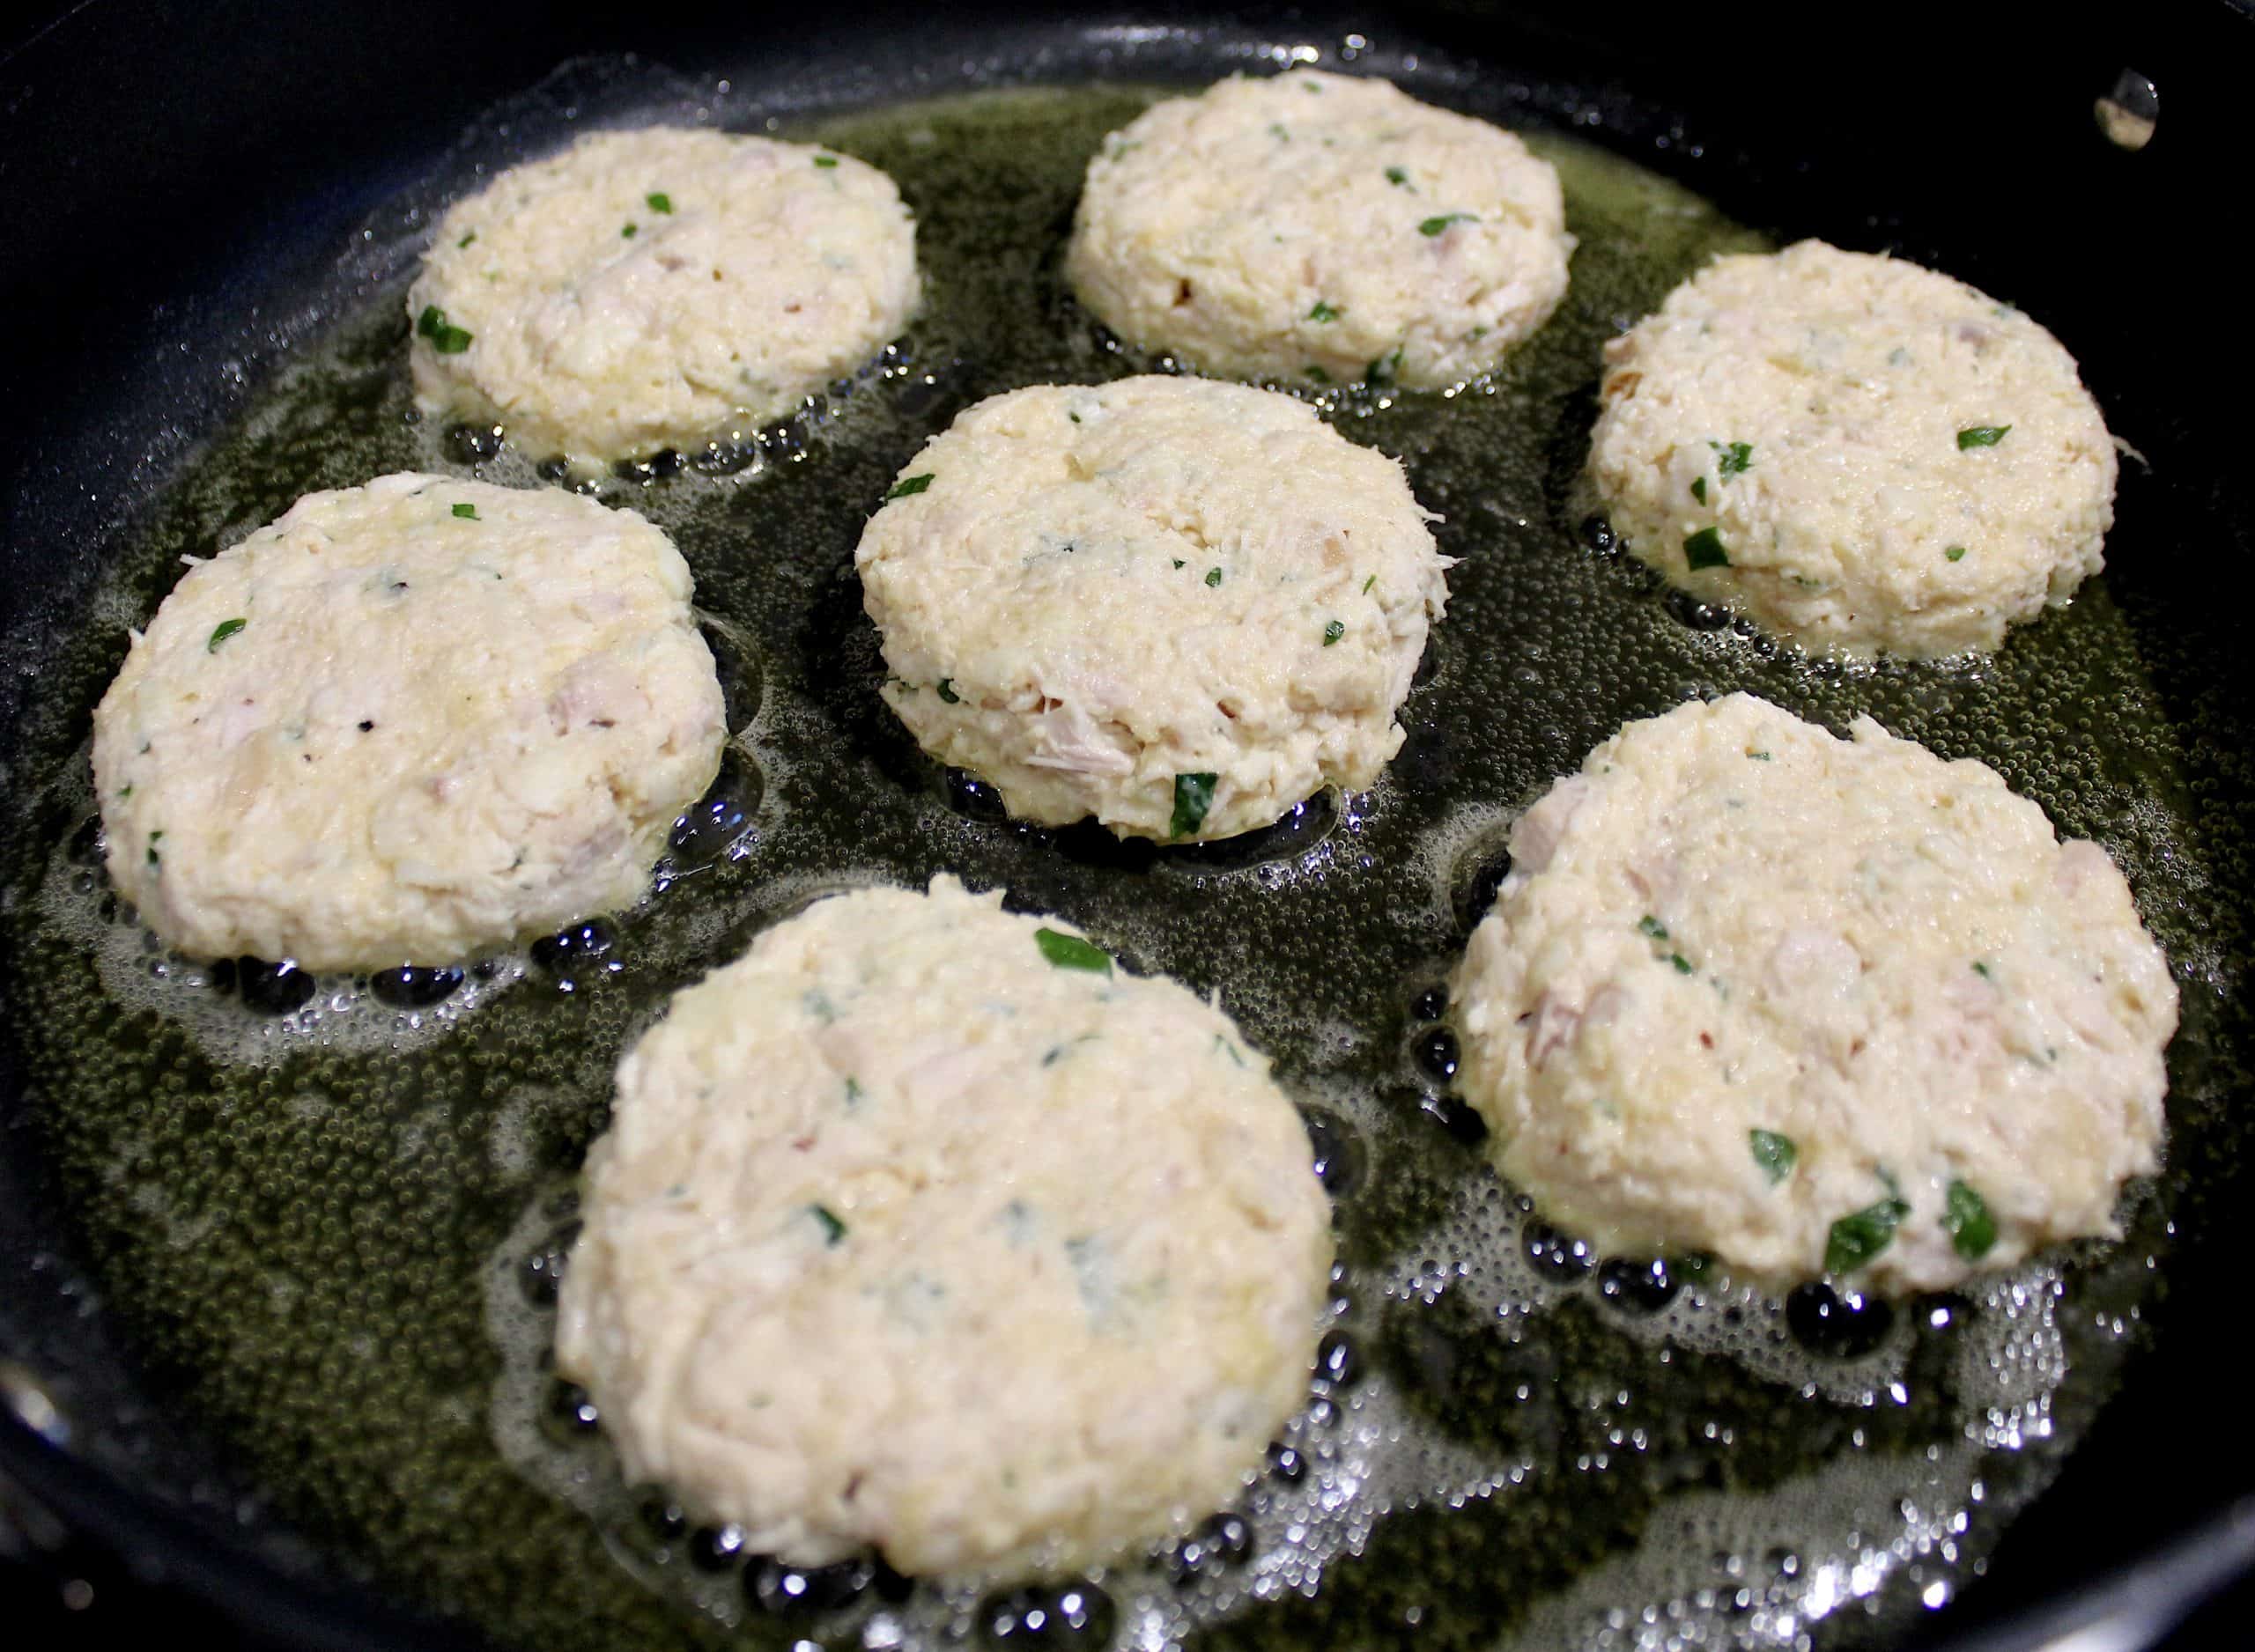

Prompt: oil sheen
xmin=0 ymin=69 xmax=2242 ymax=1652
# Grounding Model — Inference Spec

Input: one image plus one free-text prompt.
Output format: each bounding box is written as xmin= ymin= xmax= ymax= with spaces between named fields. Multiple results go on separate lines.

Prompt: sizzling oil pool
xmin=0 ymin=71 xmax=2235 ymax=1652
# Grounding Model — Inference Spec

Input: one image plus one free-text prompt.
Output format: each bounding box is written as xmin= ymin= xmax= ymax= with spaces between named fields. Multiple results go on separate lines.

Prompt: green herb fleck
xmin=1418 ymin=212 xmax=1478 ymax=236
xmin=1308 ymin=300 xmax=1341 ymax=323
xmin=1172 ymin=772 xmax=1218 ymax=838
xmin=1690 ymin=476 xmax=1708 ymax=504
xmin=1944 ymin=1179 xmax=1996 ymax=1261
xmin=1669 ymin=954 xmax=1694 ymax=975
xmin=1035 ymin=927 xmax=1113 ymax=974
xmin=456 ymin=232 xmax=477 ymax=249
xmin=1204 ymin=566 xmax=1223 ymax=587
xmin=1826 ymin=1196 xmax=1909 ymax=1274
xmin=1957 ymin=424 xmax=2012 ymax=449
xmin=1747 ymin=749 xmax=1771 ymax=761
xmin=1268 ymin=122 xmax=1290 ymax=141
xmin=1385 ymin=166 xmax=1409 ymax=186
xmin=844 ymin=1077 xmax=863 ymax=1104
xmin=621 ymin=222 xmax=638 ymax=239
xmin=416 ymin=305 xmax=472 ymax=354
xmin=936 ymin=679 xmax=960 ymax=704
xmin=1749 ymin=1130 xmax=1798 ymax=1185
xmin=1172 ymin=559 xmax=1185 ymax=570
xmin=810 ymin=1205 xmax=847 ymax=1245
xmin=1711 ymin=439 xmax=1754 ymax=477
xmin=1362 ymin=573 xmax=1376 ymax=594
xmin=647 ymin=191 xmax=674 ymax=212
xmin=1637 ymin=915 xmax=1670 ymax=941
xmin=885 ymin=473 xmax=935 ymax=501
xmin=452 ymin=502 xmax=478 ymax=520
xmin=1322 ymin=619 xmax=1345 ymax=646
xmin=813 ymin=155 xmax=839 ymax=168
xmin=1366 ymin=346 xmax=1403 ymax=386
xmin=145 ymin=830 xmax=163 ymax=867
xmin=1684 ymin=527 xmax=1731 ymax=571
xmin=1946 ymin=545 xmax=1967 ymax=562
xmin=1215 ymin=1034 xmax=1246 ymax=1067
xmin=207 ymin=617 xmax=247 ymax=653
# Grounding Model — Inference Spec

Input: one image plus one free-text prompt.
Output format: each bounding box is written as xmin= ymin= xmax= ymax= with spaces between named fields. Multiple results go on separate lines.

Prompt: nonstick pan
xmin=4 ymin=4 xmax=2253 ymax=1649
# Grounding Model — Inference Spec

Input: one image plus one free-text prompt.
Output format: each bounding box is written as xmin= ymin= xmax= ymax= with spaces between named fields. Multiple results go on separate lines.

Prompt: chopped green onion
xmin=647 ymin=191 xmax=674 ymax=212
xmin=1956 ymin=424 xmax=2012 ymax=449
xmin=1418 ymin=212 xmax=1478 ymax=236
xmin=1385 ymin=166 xmax=1409 ymax=186
xmin=207 ymin=618 xmax=247 ymax=653
xmin=416 ymin=305 xmax=473 ymax=354
xmin=813 ymin=155 xmax=839 ymax=168
xmin=1825 ymin=1197 xmax=1908 ymax=1274
xmin=1971 ymin=960 xmax=1993 ymax=980
xmin=1944 ymin=1179 xmax=1997 ymax=1261
xmin=146 ymin=830 xmax=163 ymax=867
xmin=1322 ymin=619 xmax=1345 ymax=646
xmin=1362 ymin=573 xmax=1376 ymax=594
xmin=1172 ymin=771 xmax=1218 ymax=838
xmin=1946 ymin=545 xmax=1967 ymax=562
xmin=452 ymin=502 xmax=478 ymax=520
xmin=936 ymin=679 xmax=960 ymax=704
xmin=1690 ymin=476 xmax=1707 ymax=504
xmin=456 ymin=232 xmax=477 ymax=249
xmin=885 ymin=473 xmax=935 ymax=501
xmin=621 ymin=223 xmax=638 ymax=239
xmin=1308 ymin=299 xmax=1341 ymax=323
xmin=1035 ymin=927 xmax=1113 ymax=973
xmin=1204 ymin=567 xmax=1223 ymax=587
xmin=1669 ymin=954 xmax=1694 ymax=975
xmin=1749 ymin=1129 xmax=1798 ymax=1185
xmin=1683 ymin=527 xmax=1731 ymax=571
xmin=1637 ymin=915 xmax=1669 ymax=940
xmin=810 ymin=1205 xmax=847 ymax=1245
xmin=1711 ymin=439 xmax=1754 ymax=477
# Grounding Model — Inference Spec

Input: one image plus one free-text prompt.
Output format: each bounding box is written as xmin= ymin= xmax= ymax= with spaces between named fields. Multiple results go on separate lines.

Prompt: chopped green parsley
xmin=1204 ymin=566 xmax=1223 ymax=587
xmin=456 ymin=232 xmax=477 ymax=249
xmin=416 ymin=305 xmax=472 ymax=354
xmin=1944 ymin=1179 xmax=1997 ymax=1260
xmin=1322 ymin=619 xmax=1345 ymax=646
xmin=1308 ymin=300 xmax=1341 ymax=323
xmin=1711 ymin=439 xmax=1754 ymax=477
xmin=1946 ymin=545 xmax=1967 ymax=562
xmin=1385 ymin=166 xmax=1409 ymax=186
xmin=1690 ymin=476 xmax=1707 ymax=504
xmin=1034 ymin=927 xmax=1113 ymax=974
xmin=1637 ymin=915 xmax=1669 ymax=941
xmin=1418 ymin=212 xmax=1478 ymax=236
xmin=1749 ymin=1129 xmax=1798 ymax=1185
xmin=1683 ymin=527 xmax=1731 ymax=571
xmin=647 ymin=191 xmax=674 ymax=212
xmin=621 ymin=223 xmax=638 ymax=239
xmin=885 ymin=473 xmax=935 ymax=501
xmin=1956 ymin=424 xmax=2012 ymax=449
xmin=207 ymin=617 xmax=247 ymax=653
xmin=1825 ymin=1190 xmax=1912 ymax=1274
xmin=1172 ymin=771 xmax=1219 ymax=838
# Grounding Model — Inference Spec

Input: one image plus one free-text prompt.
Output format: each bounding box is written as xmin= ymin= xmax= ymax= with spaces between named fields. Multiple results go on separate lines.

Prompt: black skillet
xmin=4 ymin=2 xmax=2253 ymax=1648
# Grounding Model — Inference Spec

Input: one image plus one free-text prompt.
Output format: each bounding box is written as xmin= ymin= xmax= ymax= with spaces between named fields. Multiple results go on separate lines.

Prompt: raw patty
xmin=554 ymin=876 xmax=1333 ymax=1576
xmin=92 ymin=474 xmax=726 ymax=971
xmin=856 ymin=376 xmax=1450 ymax=840
xmin=1066 ymin=69 xmax=1572 ymax=389
xmin=410 ymin=127 xmax=919 ymax=472
xmin=1449 ymin=694 xmax=2177 ymax=1294
xmin=1590 ymin=240 xmax=2116 ymax=657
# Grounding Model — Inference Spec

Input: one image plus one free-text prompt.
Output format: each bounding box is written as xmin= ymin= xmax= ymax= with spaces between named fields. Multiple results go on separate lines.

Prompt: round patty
xmin=92 ymin=474 xmax=725 ymax=971
xmin=410 ymin=127 xmax=919 ymax=471
xmin=1449 ymin=694 xmax=2177 ymax=1294
xmin=1590 ymin=240 xmax=2116 ymax=657
xmin=1066 ymin=69 xmax=1572 ymax=390
xmin=554 ymin=877 xmax=1332 ymax=1576
xmin=855 ymin=376 xmax=1450 ymax=841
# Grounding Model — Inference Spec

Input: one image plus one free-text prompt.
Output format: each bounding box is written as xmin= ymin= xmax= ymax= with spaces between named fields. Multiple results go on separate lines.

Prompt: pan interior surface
xmin=3 ymin=26 xmax=2251 ymax=1652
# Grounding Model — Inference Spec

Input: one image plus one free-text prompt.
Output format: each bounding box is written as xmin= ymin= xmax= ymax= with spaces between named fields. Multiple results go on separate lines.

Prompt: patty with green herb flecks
xmin=410 ymin=127 xmax=919 ymax=474
xmin=1450 ymin=694 xmax=2176 ymax=1294
xmin=555 ymin=875 xmax=1333 ymax=1577
xmin=1067 ymin=68 xmax=1572 ymax=390
xmin=855 ymin=375 xmax=1451 ymax=841
xmin=91 ymin=474 xmax=724 ymax=970
xmin=1590 ymin=240 xmax=2116 ymax=657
